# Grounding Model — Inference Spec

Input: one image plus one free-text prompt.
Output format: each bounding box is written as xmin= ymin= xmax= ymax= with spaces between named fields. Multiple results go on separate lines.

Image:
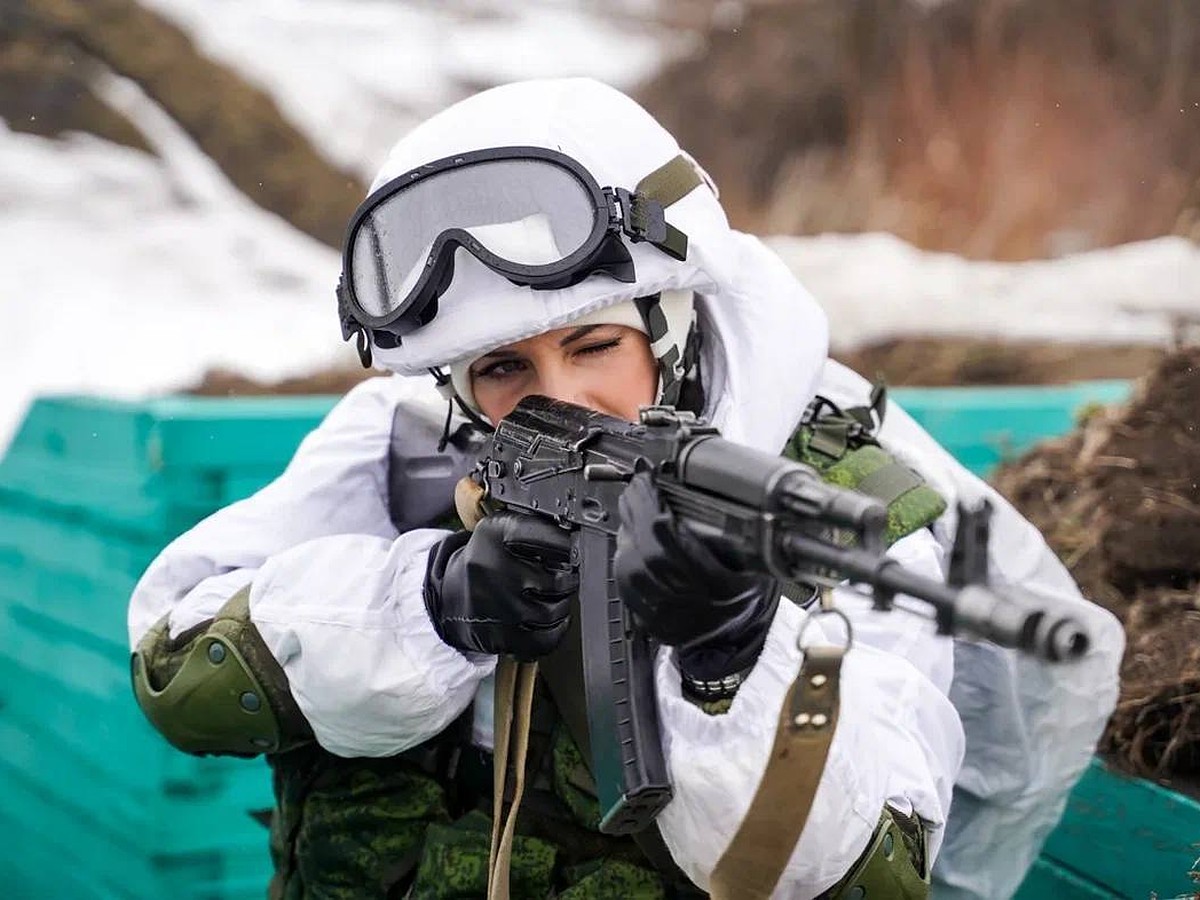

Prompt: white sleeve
xmin=817 ymin=359 xmax=1124 ymax=899
xmin=249 ymin=528 xmax=495 ymax=757
xmin=127 ymin=375 xmax=495 ymax=757
xmin=654 ymin=529 xmax=963 ymax=898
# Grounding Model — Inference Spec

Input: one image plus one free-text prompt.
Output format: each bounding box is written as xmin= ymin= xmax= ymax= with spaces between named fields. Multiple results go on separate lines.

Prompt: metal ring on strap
xmin=795 ymin=605 xmax=854 ymax=656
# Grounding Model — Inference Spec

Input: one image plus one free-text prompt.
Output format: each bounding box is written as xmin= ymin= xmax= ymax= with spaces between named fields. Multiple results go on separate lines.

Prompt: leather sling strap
xmin=708 ymin=642 xmax=845 ymax=900
xmin=487 ymin=657 xmax=539 ymax=900
xmin=453 ymin=476 xmax=537 ymax=900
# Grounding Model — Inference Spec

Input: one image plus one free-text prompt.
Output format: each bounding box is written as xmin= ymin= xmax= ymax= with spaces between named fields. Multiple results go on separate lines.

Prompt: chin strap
xmin=429 ymin=367 xmax=494 ymax=451
xmin=634 ymin=292 xmax=698 ymax=408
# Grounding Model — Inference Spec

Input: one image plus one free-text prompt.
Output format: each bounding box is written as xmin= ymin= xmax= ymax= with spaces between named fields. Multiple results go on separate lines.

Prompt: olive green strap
xmin=856 ymin=461 xmax=924 ymax=509
xmin=634 ymin=154 xmax=704 ymax=261
xmin=487 ymin=658 xmax=539 ymax=900
xmin=636 ymin=154 xmax=704 ymax=208
xmin=708 ymin=643 xmax=844 ymax=900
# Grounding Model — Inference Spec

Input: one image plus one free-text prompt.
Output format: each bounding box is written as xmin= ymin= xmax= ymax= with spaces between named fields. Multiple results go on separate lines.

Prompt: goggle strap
xmin=624 ymin=153 xmax=702 ymax=262
xmin=658 ymin=222 xmax=689 ymax=262
xmin=636 ymin=154 xmax=705 ymax=208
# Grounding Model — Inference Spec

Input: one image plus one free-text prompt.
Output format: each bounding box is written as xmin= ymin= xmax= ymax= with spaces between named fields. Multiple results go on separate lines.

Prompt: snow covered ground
xmin=4 ymin=0 xmax=1200 ymax=454
xmin=139 ymin=0 xmax=676 ymax=181
xmin=769 ymin=231 xmax=1200 ymax=349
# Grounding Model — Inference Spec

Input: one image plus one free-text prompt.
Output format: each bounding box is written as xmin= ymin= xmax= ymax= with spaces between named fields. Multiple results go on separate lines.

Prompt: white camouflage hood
xmin=366 ymin=78 xmax=830 ymax=453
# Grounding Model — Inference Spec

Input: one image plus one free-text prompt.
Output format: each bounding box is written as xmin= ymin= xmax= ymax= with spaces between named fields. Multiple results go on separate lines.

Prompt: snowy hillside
xmin=5 ymin=0 xmax=1200 ymax=455
xmin=769 ymin=232 xmax=1200 ymax=349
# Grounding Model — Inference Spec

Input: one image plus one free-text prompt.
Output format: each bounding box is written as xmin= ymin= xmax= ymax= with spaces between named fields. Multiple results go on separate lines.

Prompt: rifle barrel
xmin=778 ymin=531 xmax=1090 ymax=662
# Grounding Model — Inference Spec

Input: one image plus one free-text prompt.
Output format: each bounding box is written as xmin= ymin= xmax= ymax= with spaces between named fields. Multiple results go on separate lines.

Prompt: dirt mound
xmin=188 ymin=365 xmax=381 ymax=398
xmin=2 ymin=0 xmax=364 ymax=248
xmin=833 ymin=338 xmax=1164 ymax=386
xmin=640 ymin=0 xmax=1200 ymax=259
xmin=0 ymin=31 xmax=151 ymax=152
xmin=994 ymin=348 xmax=1200 ymax=778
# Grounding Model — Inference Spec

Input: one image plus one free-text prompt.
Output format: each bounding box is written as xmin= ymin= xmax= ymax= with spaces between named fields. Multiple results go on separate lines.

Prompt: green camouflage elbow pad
xmin=824 ymin=805 xmax=930 ymax=900
xmin=131 ymin=586 xmax=313 ymax=756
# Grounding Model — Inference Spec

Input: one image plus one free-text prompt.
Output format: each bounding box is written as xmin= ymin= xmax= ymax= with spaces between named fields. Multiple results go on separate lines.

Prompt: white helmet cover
xmin=365 ymin=78 xmax=831 ymax=455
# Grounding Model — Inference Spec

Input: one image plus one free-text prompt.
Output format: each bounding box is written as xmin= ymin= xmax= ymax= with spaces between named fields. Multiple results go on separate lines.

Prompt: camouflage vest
xmin=263 ymin=393 xmax=945 ymax=899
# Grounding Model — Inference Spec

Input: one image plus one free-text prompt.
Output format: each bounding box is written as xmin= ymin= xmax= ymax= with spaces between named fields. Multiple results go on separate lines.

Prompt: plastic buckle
xmin=614 ymin=188 xmax=667 ymax=245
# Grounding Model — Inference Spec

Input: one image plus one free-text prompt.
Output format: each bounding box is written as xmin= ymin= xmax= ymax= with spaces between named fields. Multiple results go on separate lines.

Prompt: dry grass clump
xmin=187 ymin=366 xmax=381 ymax=398
xmin=834 ymin=338 xmax=1165 ymax=386
xmin=994 ymin=348 xmax=1200 ymax=777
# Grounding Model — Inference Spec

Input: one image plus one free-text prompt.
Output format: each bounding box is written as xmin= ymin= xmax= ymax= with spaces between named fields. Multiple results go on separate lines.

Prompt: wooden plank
xmin=1014 ymin=858 xmax=1121 ymax=900
xmin=0 ymin=716 xmax=161 ymax=848
xmin=147 ymin=395 xmax=335 ymax=469
xmin=0 ymin=396 xmax=334 ymax=534
xmin=0 ymin=564 xmax=134 ymax=653
xmin=0 ymin=808 xmax=146 ymax=900
xmin=1037 ymin=759 xmax=1200 ymax=899
xmin=0 ymin=651 xmax=165 ymax=792
xmin=0 ymin=501 xmax=163 ymax=582
xmin=0 ymin=602 xmax=130 ymax=699
xmin=891 ymin=381 xmax=1133 ymax=476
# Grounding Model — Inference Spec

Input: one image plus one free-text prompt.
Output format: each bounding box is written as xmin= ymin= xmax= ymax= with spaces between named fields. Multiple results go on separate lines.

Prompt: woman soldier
xmin=129 ymin=78 xmax=1122 ymax=899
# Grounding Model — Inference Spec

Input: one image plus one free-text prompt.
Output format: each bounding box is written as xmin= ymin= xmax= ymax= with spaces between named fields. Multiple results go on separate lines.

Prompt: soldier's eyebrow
xmin=476 ymin=347 xmax=520 ymax=361
xmin=559 ymin=325 xmax=604 ymax=347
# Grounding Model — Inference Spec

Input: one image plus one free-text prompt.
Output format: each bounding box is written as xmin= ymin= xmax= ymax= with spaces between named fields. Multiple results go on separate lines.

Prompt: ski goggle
xmin=337 ymin=146 xmax=701 ymax=361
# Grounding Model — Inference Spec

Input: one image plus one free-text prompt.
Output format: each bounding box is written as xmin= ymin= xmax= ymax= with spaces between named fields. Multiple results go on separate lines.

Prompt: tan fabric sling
xmin=486 ymin=657 xmax=539 ymax=900
xmin=455 ymin=476 xmax=542 ymax=900
xmin=707 ymin=629 xmax=846 ymax=899
xmin=458 ymin=475 xmax=848 ymax=900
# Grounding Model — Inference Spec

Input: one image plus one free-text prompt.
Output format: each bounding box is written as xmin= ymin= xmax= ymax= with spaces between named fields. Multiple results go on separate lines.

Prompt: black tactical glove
xmin=423 ymin=512 xmax=578 ymax=661
xmin=614 ymin=472 xmax=779 ymax=684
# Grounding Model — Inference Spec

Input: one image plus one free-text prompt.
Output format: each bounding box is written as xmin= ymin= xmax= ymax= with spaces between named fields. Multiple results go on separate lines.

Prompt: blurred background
xmin=5 ymin=0 xmax=1200 ymax=897
xmin=7 ymin=0 xmax=1200 ymax=442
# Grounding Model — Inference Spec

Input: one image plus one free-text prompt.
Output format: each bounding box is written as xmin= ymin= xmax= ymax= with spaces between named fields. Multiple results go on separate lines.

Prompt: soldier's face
xmin=469 ymin=324 xmax=658 ymax=424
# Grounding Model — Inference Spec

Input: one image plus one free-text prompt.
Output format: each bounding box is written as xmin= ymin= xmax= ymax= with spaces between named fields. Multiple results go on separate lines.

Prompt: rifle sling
xmin=487 ymin=657 xmax=538 ymax=900
xmin=708 ymin=643 xmax=844 ymax=900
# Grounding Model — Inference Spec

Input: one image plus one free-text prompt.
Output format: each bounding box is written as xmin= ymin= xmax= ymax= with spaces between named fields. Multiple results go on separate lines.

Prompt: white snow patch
xmin=0 ymin=74 xmax=353 ymax=454
xmin=138 ymin=0 xmax=676 ymax=181
xmin=7 ymin=1 xmax=1199 ymax=459
xmin=768 ymin=231 xmax=1200 ymax=349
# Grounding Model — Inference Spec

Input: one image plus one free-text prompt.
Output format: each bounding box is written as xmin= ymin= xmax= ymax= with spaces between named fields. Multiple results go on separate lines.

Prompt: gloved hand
xmin=423 ymin=512 xmax=578 ymax=661
xmin=614 ymin=472 xmax=779 ymax=682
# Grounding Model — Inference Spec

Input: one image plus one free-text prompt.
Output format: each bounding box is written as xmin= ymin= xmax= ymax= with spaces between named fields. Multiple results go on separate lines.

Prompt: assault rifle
xmin=470 ymin=395 xmax=1091 ymax=836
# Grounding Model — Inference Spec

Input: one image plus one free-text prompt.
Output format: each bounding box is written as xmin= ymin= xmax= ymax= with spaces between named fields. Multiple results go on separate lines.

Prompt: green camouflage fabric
xmin=409 ymin=813 xmax=557 ymax=900
xmin=785 ymin=420 xmax=946 ymax=546
xmin=550 ymin=725 xmax=602 ymax=831
xmin=267 ymin=745 xmax=450 ymax=899
xmin=266 ymin=734 xmax=677 ymax=899
xmin=558 ymin=859 xmax=666 ymax=900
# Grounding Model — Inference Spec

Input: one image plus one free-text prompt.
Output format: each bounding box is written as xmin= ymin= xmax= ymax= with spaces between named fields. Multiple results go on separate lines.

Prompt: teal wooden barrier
xmin=892 ymin=380 xmax=1134 ymax=477
xmin=2 ymin=379 xmax=1193 ymax=900
xmin=0 ymin=395 xmax=337 ymax=900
